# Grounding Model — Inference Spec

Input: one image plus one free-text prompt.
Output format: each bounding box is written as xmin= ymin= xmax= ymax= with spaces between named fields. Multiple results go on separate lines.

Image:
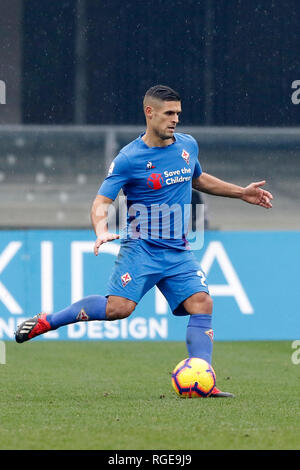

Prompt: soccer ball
xmin=171 ymin=357 xmax=216 ymax=398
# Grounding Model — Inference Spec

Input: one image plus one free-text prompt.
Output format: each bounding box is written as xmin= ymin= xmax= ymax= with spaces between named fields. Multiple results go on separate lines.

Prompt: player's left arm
xmin=192 ymin=172 xmax=273 ymax=209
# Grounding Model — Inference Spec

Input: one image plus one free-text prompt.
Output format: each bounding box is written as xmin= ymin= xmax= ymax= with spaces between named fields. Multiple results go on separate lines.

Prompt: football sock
xmin=45 ymin=295 xmax=107 ymax=330
xmin=186 ymin=313 xmax=213 ymax=364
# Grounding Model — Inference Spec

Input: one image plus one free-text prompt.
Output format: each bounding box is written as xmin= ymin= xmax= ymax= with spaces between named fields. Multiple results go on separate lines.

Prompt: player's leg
xmin=43 ymin=294 xmax=136 ymax=327
xmin=158 ymin=271 xmax=213 ymax=365
xmin=183 ymin=291 xmax=213 ymax=365
xmin=15 ymin=294 xmax=137 ymax=343
xmin=16 ymin=240 xmax=157 ymax=343
xmin=15 ymin=294 xmax=108 ymax=343
xmin=183 ymin=292 xmax=234 ymax=397
xmin=105 ymin=295 xmax=136 ymax=320
xmin=157 ymin=250 xmax=234 ymax=397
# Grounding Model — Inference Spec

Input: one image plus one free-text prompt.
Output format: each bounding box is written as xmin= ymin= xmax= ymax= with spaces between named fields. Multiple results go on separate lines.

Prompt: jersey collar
xmin=138 ymin=132 xmax=177 ymax=149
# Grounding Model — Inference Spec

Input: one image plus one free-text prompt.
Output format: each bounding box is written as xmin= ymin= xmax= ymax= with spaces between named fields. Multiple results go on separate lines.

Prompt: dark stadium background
xmin=19 ymin=0 xmax=300 ymax=126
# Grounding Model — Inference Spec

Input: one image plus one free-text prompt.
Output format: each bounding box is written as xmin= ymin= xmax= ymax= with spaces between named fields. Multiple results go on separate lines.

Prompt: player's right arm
xmin=91 ymin=151 xmax=131 ymax=255
xmin=90 ymin=195 xmax=120 ymax=255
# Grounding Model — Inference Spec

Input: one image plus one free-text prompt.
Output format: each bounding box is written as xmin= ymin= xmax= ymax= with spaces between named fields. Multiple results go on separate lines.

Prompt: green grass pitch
xmin=0 ymin=340 xmax=299 ymax=450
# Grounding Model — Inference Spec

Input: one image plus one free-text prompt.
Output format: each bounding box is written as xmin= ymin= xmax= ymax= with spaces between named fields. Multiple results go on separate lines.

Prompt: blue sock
xmin=46 ymin=295 xmax=107 ymax=330
xmin=186 ymin=314 xmax=213 ymax=364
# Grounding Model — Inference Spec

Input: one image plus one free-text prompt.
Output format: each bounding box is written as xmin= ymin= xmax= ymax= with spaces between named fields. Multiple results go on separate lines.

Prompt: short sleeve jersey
xmin=98 ymin=132 xmax=202 ymax=250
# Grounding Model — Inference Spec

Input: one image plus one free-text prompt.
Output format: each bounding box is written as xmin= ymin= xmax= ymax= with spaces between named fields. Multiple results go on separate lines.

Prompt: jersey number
xmin=197 ymin=270 xmax=207 ymax=287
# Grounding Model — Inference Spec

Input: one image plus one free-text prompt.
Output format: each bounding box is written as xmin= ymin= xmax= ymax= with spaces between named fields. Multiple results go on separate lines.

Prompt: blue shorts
xmin=106 ymin=239 xmax=209 ymax=316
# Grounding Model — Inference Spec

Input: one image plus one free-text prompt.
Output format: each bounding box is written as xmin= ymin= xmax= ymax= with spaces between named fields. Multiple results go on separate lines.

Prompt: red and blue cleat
xmin=15 ymin=313 xmax=51 ymax=343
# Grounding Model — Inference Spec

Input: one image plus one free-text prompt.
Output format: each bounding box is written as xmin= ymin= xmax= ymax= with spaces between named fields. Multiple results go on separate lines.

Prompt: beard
xmin=153 ymin=126 xmax=174 ymax=141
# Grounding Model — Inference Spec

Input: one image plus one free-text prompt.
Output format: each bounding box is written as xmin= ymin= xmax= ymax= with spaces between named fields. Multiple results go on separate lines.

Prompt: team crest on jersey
xmin=205 ymin=329 xmax=214 ymax=342
xmin=121 ymin=272 xmax=132 ymax=287
xmin=76 ymin=308 xmax=89 ymax=321
xmin=181 ymin=149 xmax=190 ymax=165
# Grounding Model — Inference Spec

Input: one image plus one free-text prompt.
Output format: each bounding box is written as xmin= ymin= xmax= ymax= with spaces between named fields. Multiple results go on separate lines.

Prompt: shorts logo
xmin=121 ymin=272 xmax=132 ymax=287
xmin=181 ymin=149 xmax=190 ymax=165
xmin=147 ymin=173 xmax=163 ymax=190
xmin=205 ymin=329 xmax=214 ymax=342
xmin=76 ymin=308 xmax=89 ymax=321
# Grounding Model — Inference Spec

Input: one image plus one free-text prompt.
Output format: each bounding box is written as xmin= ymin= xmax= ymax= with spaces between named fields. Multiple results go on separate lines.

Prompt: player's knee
xmin=105 ymin=296 xmax=136 ymax=320
xmin=183 ymin=292 xmax=213 ymax=315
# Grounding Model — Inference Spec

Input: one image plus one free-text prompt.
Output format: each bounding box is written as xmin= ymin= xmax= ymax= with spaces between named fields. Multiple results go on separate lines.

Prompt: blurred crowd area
xmin=0 ymin=125 xmax=299 ymax=231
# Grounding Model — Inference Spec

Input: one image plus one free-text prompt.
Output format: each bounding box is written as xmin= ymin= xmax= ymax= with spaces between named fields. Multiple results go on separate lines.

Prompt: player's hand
xmin=241 ymin=180 xmax=273 ymax=208
xmin=94 ymin=232 xmax=120 ymax=255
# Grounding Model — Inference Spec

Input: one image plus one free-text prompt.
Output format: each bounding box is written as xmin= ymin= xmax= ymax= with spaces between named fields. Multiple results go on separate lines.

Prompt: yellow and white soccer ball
xmin=171 ymin=357 xmax=216 ymax=398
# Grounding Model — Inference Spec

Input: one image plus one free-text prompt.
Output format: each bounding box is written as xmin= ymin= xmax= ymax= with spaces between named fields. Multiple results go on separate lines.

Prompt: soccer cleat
xmin=15 ymin=313 xmax=51 ymax=343
xmin=209 ymin=386 xmax=235 ymax=398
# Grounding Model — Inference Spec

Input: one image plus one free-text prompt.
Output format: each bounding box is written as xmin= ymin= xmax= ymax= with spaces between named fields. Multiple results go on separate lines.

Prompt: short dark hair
xmin=144 ymin=85 xmax=181 ymax=103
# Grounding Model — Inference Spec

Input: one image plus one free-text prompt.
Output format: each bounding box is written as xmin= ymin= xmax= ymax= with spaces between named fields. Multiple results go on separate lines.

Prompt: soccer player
xmin=15 ymin=85 xmax=273 ymax=397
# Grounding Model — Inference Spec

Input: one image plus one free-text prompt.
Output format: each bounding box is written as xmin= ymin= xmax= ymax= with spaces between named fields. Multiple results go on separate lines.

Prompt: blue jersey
xmin=97 ymin=132 xmax=202 ymax=250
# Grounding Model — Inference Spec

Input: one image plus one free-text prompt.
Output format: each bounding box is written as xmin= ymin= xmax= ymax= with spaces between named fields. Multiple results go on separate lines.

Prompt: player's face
xmin=148 ymin=100 xmax=182 ymax=141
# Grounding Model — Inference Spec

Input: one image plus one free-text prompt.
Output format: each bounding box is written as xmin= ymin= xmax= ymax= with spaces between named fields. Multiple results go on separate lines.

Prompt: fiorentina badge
xmin=205 ymin=329 xmax=214 ymax=342
xmin=181 ymin=149 xmax=190 ymax=164
xmin=76 ymin=308 xmax=89 ymax=321
xmin=121 ymin=272 xmax=132 ymax=287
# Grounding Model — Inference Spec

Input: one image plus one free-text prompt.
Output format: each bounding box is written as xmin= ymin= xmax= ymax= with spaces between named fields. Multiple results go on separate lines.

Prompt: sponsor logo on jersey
xmin=164 ymin=168 xmax=192 ymax=185
xmin=121 ymin=272 xmax=132 ymax=287
xmin=181 ymin=149 xmax=190 ymax=165
xmin=76 ymin=308 xmax=89 ymax=321
xmin=146 ymin=161 xmax=155 ymax=169
xmin=147 ymin=173 xmax=164 ymax=190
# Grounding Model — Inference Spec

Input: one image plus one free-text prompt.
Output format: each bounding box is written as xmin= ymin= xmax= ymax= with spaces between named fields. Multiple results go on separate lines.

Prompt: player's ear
xmin=144 ymin=105 xmax=153 ymax=119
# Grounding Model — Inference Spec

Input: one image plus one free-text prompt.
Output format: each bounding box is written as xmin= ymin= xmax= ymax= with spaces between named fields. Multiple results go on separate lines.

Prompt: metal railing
xmin=0 ymin=125 xmax=299 ymax=229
